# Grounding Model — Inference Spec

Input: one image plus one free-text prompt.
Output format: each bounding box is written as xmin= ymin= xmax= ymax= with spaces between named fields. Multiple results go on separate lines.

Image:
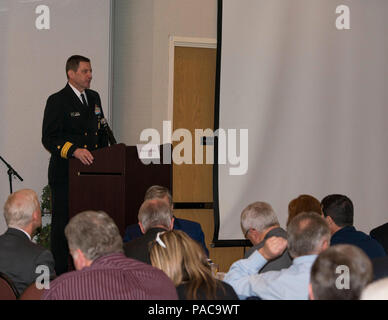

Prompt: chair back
xmin=19 ymin=283 xmax=46 ymax=300
xmin=0 ymin=272 xmax=19 ymax=300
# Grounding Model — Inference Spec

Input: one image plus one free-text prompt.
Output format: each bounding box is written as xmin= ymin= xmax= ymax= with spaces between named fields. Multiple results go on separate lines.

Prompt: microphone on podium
xmin=95 ymin=107 xmax=117 ymax=145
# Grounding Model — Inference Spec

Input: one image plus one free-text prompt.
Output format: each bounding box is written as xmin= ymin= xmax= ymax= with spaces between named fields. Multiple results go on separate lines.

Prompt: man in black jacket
xmin=0 ymin=189 xmax=56 ymax=295
xmin=42 ymin=55 xmax=108 ymax=275
xmin=124 ymin=198 xmax=174 ymax=265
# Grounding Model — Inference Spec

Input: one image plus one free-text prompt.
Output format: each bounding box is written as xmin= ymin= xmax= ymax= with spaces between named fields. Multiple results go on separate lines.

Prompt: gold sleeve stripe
xmin=60 ymin=142 xmax=73 ymax=159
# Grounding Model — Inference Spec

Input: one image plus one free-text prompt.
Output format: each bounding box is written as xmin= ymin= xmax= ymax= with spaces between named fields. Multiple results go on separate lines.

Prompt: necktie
xmin=81 ymin=93 xmax=88 ymax=107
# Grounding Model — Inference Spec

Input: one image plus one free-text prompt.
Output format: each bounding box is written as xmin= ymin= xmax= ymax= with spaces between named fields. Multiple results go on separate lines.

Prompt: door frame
xmin=167 ymin=36 xmax=217 ymax=123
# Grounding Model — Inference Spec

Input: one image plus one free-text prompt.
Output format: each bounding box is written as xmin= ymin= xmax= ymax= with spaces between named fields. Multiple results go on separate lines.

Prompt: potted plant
xmin=34 ymin=185 xmax=52 ymax=249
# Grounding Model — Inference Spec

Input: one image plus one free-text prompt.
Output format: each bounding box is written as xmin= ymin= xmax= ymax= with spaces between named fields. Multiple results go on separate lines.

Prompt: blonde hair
xmin=149 ymin=230 xmax=219 ymax=299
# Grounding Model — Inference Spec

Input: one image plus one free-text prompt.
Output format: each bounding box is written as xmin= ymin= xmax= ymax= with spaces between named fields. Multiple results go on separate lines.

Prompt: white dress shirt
xmin=68 ymin=82 xmax=88 ymax=105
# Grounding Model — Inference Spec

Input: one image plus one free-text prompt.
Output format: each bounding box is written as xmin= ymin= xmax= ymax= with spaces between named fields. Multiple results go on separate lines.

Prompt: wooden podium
xmin=69 ymin=144 xmax=172 ymax=235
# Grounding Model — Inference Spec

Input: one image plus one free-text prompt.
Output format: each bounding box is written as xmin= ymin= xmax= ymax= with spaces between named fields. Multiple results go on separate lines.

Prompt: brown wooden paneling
xmin=172 ymin=46 xmax=216 ymax=203
xmin=174 ymin=209 xmax=246 ymax=272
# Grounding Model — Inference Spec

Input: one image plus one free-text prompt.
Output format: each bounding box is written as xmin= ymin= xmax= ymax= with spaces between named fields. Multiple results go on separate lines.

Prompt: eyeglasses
xmin=244 ymin=228 xmax=252 ymax=239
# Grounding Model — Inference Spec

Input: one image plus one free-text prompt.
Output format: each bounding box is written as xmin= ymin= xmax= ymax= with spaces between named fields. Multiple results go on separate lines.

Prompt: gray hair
xmin=240 ymin=201 xmax=279 ymax=235
xmin=144 ymin=185 xmax=173 ymax=207
xmin=138 ymin=199 xmax=173 ymax=232
xmin=311 ymin=244 xmax=373 ymax=300
xmin=287 ymin=211 xmax=330 ymax=258
xmin=65 ymin=210 xmax=123 ymax=261
xmin=3 ymin=189 xmax=40 ymax=228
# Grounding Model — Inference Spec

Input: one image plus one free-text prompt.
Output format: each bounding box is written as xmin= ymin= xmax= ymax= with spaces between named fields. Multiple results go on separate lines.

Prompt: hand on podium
xmin=73 ymin=148 xmax=94 ymax=165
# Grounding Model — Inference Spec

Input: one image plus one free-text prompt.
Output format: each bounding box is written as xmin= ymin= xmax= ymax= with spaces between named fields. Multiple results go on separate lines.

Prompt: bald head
xmin=4 ymin=189 xmax=41 ymax=230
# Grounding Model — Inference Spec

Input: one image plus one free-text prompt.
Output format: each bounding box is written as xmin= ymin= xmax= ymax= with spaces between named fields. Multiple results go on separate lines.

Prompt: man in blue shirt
xmin=123 ymin=185 xmax=209 ymax=256
xmin=321 ymin=194 xmax=386 ymax=259
xmin=224 ymin=211 xmax=330 ymax=300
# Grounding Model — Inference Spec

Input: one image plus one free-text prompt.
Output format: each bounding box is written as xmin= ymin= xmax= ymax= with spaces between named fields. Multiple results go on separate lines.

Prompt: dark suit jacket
xmin=123 ymin=217 xmax=209 ymax=256
xmin=370 ymin=222 xmax=388 ymax=254
xmin=123 ymin=227 xmax=167 ymax=265
xmin=42 ymin=83 xmax=108 ymax=184
xmin=0 ymin=228 xmax=56 ymax=295
xmin=372 ymin=255 xmax=388 ymax=281
xmin=331 ymin=226 xmax=386 ymax=259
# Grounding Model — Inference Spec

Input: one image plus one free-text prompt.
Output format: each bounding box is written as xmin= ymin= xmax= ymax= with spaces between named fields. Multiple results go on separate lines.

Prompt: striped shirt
xmin=42 ymin=253 xmax=178 ymax=300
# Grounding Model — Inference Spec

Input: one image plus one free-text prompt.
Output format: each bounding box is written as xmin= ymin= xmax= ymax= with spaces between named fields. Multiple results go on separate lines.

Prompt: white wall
xmin=0 ymin=0 xmax=112 ymax=233
xmin=113 ymin=0 xmax=218 ymax=144
xmin=0 ymin=0 xmax=217 ymax=233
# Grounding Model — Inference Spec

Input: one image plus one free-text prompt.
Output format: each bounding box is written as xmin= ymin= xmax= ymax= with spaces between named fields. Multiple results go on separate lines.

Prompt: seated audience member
xmin=287 ymin=194 xmax=322 ymax=226
xmin=149 ymin=230 xmax=238 ymax=300
xmin=371 ymin=255 xmax=388 ymax=281
xmin=321 ymin=194 xmax=386 ymax=259
xmin=370 ymin=222 xmax=388 ymax=254
xmin=124 ymin=198 xmax=174 ymax=264
xmin=42 ymin=210 xmax=178 ymax=300
xmin=224 ymin=212 xmax=330 ymax=300
xmin=361 ymin=278 xmax=388 ymax=300
xmin=241 ymin=202 xmax=292 ymax=272
xmin=309 ymin=244 xmax=373 ymax=300
xmin=0 ymin=189 xmax=56 ymax=296
xmin=123 ymin=185 xmax=209 ymax=255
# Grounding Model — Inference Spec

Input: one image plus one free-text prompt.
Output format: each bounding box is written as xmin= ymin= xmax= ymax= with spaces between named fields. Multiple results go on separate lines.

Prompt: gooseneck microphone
xmin=100 ymin=117 xmax=117 ymax=145
xmin=95 ymin=108 xmax=117 ymax=145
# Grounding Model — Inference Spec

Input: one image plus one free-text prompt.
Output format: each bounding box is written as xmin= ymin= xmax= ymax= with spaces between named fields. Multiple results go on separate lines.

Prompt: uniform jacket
xmin=42 ymin=83 xmax=108 ymax=184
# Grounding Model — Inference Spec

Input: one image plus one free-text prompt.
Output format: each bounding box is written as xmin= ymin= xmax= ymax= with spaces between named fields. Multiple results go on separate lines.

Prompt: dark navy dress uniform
xmin=42 ymin=83 xmax=108 ymax=275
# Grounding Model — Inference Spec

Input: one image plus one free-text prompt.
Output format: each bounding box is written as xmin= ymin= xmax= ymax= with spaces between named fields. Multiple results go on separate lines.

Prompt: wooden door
xmin=172 ymin=46 xmax=216 ymax=203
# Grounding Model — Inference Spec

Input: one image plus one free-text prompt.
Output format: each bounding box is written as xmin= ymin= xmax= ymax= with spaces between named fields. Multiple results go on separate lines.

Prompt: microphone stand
xmin=0 ymin=156 xmax=23 ymax=194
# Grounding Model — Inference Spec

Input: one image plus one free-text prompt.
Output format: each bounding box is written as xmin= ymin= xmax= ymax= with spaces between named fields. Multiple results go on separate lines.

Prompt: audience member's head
xmin=287 ymin=194 xmax=322 ymax=226
xmin=150 ymin=230 xmax=218 ymax=299
xmin=321 ymin=194 xmax=353 ymax=234
xmin=240 ymin=201 xmax=279 ymax=245
xmin=3 ymin=189 xmax=42 ymax=236
xmin=144 ymin=185 xmax=173 ymax=208
xmin=138 ymin=198 xmax=174 ymax=234
xmin=309 ymin=244 xmax=373 ymax=300
xmin=361 ymin=278 xmax=388 ymax=300
xmin=287 ymin=211 xmax=330 ymax=258
xmin=65 ymin=210 xmax=123 ymax=270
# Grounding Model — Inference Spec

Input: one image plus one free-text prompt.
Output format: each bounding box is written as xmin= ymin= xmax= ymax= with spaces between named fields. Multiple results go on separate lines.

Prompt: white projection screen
xmin=215 ymin=0 xmax=388 ymax=242
xmin=0 ymin=0 xmax=112 ymax=232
